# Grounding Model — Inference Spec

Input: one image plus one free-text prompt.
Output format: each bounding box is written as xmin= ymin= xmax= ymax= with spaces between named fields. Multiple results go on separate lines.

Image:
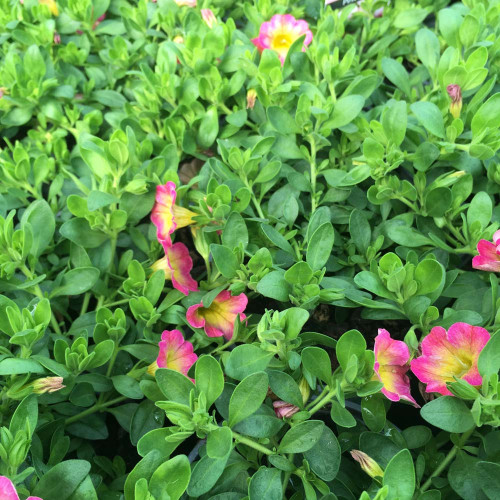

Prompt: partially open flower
xmin=246 ymin=89 xmax=257 ymax=109
xmin=273 ymin=401 xmax=300 ymax=419
xmin=39 ymin=0 xmax=59 ymax=16
xmin=201 ymin=9 xmax=217 ymax=29
xmin=472 ymin=230 xmax=500 ymax=272
xmin=350 ymin=450 xmax=384 ymax=479
xmin=252 ymin=14 xmax=313 ymax=64
xmin=374 ymin=329 xmax=418 ymax=407
xmin=186 ymin=290 xmax=247 ymax=340
xmin=411 ymin=323 xmax=490 ymax=396
xmin=147 ymin=329 xmax=198 ymax=379
xmin=0 ymin=476 xmax=42 ymax=500
xmin=151 ymin=242 xmax=198 ymax=296
xmin=31 ymin=376 xmax=65 ymax=394
xmin=151 ymin=182 xmax=197 ymax=247
xmin=447 ymin=84 xmax=462 ymax=119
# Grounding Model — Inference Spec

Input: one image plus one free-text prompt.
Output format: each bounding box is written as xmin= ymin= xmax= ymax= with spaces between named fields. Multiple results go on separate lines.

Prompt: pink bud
xmin=54 ymin=32 xmax=61 ymax=44
xmin=447 ymin=84 xmax=462 ymax=119
xmin=273 ymin=401 xmax=300 ymax=419
xmin=32 ymin=376 xmax=65 ymax=394
xmin=201 ymin=9 xmax=217 ymax=29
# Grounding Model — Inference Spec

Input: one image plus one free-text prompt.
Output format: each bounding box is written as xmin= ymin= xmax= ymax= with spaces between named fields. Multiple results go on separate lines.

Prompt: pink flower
xmin=201 ymin=9 xmax=217 ymax=29
xmin=472 ymin=230 xmax=500 ymax=272
xmin=186 ymin=290 xmax=247 ymax=340
xmin=374 ymin=329 xmax=418 ymax=407
xmin=252 ymin=14 xmax=313 ymax=64
xmin=151 ymin=182 xmax=197 ymax=247
xmin=175 ymin=0 xmax=196 ymax=6
xmin=147 ymin=329 xmax=198 ymax=379
xmin=273 ymin=401 xmax=299 ymax=419
xmin=0 ymin=476 xmax=42 ymax=500
xmin=151 ymin=242 xmax=198 ymax=296
xmin=411 ymin=323 xmax=490 ymax=396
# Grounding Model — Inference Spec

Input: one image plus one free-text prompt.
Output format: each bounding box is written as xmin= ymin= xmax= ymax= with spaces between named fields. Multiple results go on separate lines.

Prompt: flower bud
xmin=190 ymin=227 xmax=210 ymax=262
xmin=53 ymin=32 xmax=61 ymax=44
xmin=350 ymin=450 xmax=384 ymax=479
xmin=299 ymin=378 xmax=310 ymax=405
xmin=447 ymin=84 xmax=462 ymax=119
xmin=246 ymin=89 xmax=257 ymax=109
xmin=173 ymin=35 xmax=184 ymax=44
xmin=273 ymin=401 xmax=300 ymax=419
xmin=31 ymin=376 xmax=65 ymax=394
xmin=201 ymin=9 xmax=217 ymax=29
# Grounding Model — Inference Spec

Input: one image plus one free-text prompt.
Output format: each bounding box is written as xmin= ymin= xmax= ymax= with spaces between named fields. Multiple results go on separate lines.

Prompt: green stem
xmin=103 ymin=298 xmax=130 ymax=308
xmin=97 ymin=346 xmax=120 ymax=404
xmin=232 ymin=431 xmax=274 ymax=455
xmin=80 ymin=293 xmax=91 ymax=316
xmin=308 ymin=389 xmax=337 ymax=415
xmin=309 ymin=136 xmax=318 ymax=213
xmin=305 ymin=386 xmax=328 ymax=411
xmin=64 ymin=396 xmax=127 ymax=425
xmin=282 ymin=454 xmax=294 ymax=496
xmin=420 ymin=428 xmax=475 ymax=492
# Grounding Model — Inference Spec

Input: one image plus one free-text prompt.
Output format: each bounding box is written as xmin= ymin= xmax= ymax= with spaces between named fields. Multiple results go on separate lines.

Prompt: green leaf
xmin=386 ymin=224 xmax=434 ymax=247
xmin=420 ymin=397 xmax=475 ymax=433
xmin=307 ymin=222 xmax=334 ymax=271
xmin=195 ymin=355 xmax=224 ymax=407
xmin=268 ymin=370 xmax=303 ymax=408
xmin=198 ymin=106 xmax=219 ymax=147
xmin=21 ymin=200 xmax=55 ymax=257
xmin=130 ymin=400 xmax=164 ymax=446
xmin=414 ymin=259 xmax=444 ymax=295
xmin=249 ymin=467 xmax=282 ymax=500
xmin=10 ymin=394 xmax=38 ymax=438
xmin=303 ymin=426 xmax=341 ymax=481
xmin=361 ymin=395 xmax=386 ymax=432
xmin=284 ymin=261 xmax=314 ymax=285
xmin=137 ymin=427 xmax=181 ymax=458
xmin=336 ymin=330 xmax=366 ymax=372
xmin=267 ymin=106 xmax=298 ymax=134
xmin=382 ymin=100 xmax=407 ymax=147
xmin=225 ymin=344 xmax=274 ymax=381
xmin=448 ymin=451 xmax=483 ymax=500
xmin=382 ymin=58 xmax=411 ymax=96
xmin=0 ymin=358 xmax=45 ymax=375
xmin=383 ymin=450 xmax=415 ymax=500
xmin=210 ymin=244 xmax=239 ymax=278
xmin=415 ymin=28 xmax=440 ymax=70
xmin=112 ymin=375 xmax=143 ymax=399
xmin=301 ymin=347 xmax=332 ymax=385
xmin=410 ymin=101 xmax=445 ymax=138
xmin=478 ymin=333 xmax=500 ymax=377
xmin=349 ymin=209 xmax=371 ymax=254
xmin=326 ymin=95 xmax=365 ymax=129
xmin=476 ymin=461 xmax=500 ymax=499
xmin=228 ymin=371 xmax=269 ymax=427
xmin=187 ymin=454 xmax=229 ymax=497
xmin=60 ymin=218 xmax=108 ymax=249
xmin=261 ymin=224 xmax=294 ymax=254
xmin=467 ymin=192 xmax=492 ymax=231
xmin=330 ymin=400 xmax=357 ymax=428
xmin=124 ymin=450 xmax=164 ymax=500
xmin=156 ymin=368 xmax=197 ymax=406
xmin=471 ymin=93 xmax=500 ymax=136
xmin=222 ymin=212 xmax=248 ymax=250
xmin=207 ymin=426 xmax=233 ymax=459
xmin=33 ymin=460 xmax=91 ymax=500
xmin=149 ymin=455 xmax=191 ymax=500
xmin=278 ymin=420 xmax=325 ymax=453
xmin=51 ymin=267 xmax=100 ymax=297
xmin=256 ymin=271 xmax=292 ymax=302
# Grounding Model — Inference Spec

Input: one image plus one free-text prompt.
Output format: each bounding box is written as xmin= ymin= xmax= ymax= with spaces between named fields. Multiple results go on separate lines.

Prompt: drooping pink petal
xmin=155 ymin=329 xmax=197 ymax=379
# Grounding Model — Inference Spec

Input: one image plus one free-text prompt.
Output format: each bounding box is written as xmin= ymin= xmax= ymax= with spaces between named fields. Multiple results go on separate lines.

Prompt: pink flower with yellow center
xmin=147 ymin=329 xmax=198 ymax=379
xmin=0 ymin=476 xmax=42 ymax=500
xmin=39 ymin=0 xmax=59 ymax=16
xmin=472 ymin=230 xmax=500 ymax=272
xmin=411 ymin=323 xmax=490 ymax=396
xmin=151 ymin=242 xmax=198 ymax=296
xmin=252 ymin=14 xmax=313 ymax=64
xmin=273 ymin=401 xmax=300 ymax=419
xmin=186 ymin=290 xmax=247 ymax=340
xmin=374 ymin=329 xmax=418 ymax=407
xmin=151 ymin=182 xmax=197 ymax=247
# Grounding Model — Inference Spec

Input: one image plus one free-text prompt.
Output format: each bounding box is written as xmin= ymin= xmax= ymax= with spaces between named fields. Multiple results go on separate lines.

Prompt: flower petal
xmin=374 ymin=329 xmax=410 ymax=366
xmin=166 ymin=242 xmax=198 ymax=295
xmin=0 ymin=476 xmax=20 ymax=500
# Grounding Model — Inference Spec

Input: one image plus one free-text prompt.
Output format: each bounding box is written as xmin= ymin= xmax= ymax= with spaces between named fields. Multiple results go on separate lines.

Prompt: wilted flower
xmin=374 ymin=329 xmax=418 ymax=406
xmin=472 ymin=230 xmax=500 ymax=272
xmin=147 ymin=329 xmax=198 ymax=379
xmin=186 ymin=290 xmax=247 ymax=340
xmin=31 ymin=376 xmax=65 ymax=394
xmin=39 ymin=0 xmax=59 ymax=16
xmin=201 ymin=9 xmax=217 ymax=29
xmin=447 ymin=84 xmax=462 ymax=119
xmin=0 ymin=476 xmax=42 ymax=500
xmin=53 ymin=32 xmax=61 ymax=44
xmin=151 ymin=242 xmax=198 ymax=296
xmin=151 ymin=182 xmax=197 ymax=247
xmin=252 ymin=14 xmax=313 ymax=64
xmin=350 ymin=450 xmax=384 ymax=479
xmin=175 ymin=0 xmax=196 ymax=6
xmin=273 ymin=401 xmax=300 ymax=419
xmin=246 ymin=89 xmax=257 ymax=109
xmin=411 ymin=323 xmax=490 ymax=396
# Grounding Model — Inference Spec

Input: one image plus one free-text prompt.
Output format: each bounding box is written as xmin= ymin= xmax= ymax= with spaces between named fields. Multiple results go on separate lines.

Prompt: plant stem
xmin=64 ymin=396 xmax=127 ymax=425
xmin=232 ymin=431 xmax=274 ymax=455
xmin=282 ymin=454 xmax=294 ymax=496
xmin=420 ymin=427 xmax=475 ymax=492
xmin=308 ymin=389 xmax=337 ymax=415
xmin=103 ymin=298 xmax=130 ymax=308
xmin=309 ymin=136 xmax=318 ymax=213
xmin=80 ymin=293 xmax=91 ymax=316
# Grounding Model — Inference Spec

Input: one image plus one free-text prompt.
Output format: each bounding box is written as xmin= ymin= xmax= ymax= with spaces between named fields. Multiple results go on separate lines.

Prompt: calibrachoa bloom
xmin=201 ymin=9 xmax=217 ymax=29
xmin=252 ymin=14 xmax=313 ymax=64
xmin=411 ymin=323 xmax=490 ymax=396
xmin=39 ymin=0 xmax=58 ymax=16
xmin=186 ymin=290 xmax=247 ymax=340
xmin=151 ymin=242 xmax=198 ymax=296
xmin=31 ymin=376 xmax=65 ymax=394
xmin=151 ymin=182 xmax=197 ymax=247
xmin=472 ymin=230 xmax=500 ymax=272
xmin=374 ymin=329 xmax=418 ymax=406
xmin=147 ymin=330 xmax=197 ymax=379
xmin=273 ymin=401 xmax=300 ymax=419
xmin=350 ymin=451 xmax=384 ymax=479
xmin=0 ymin=476 xmax=42 ymax=500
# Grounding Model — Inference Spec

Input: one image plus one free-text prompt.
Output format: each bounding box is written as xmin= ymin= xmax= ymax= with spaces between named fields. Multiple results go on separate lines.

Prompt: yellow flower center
xmin=272 ymin=31 xmax=294 ymax=50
